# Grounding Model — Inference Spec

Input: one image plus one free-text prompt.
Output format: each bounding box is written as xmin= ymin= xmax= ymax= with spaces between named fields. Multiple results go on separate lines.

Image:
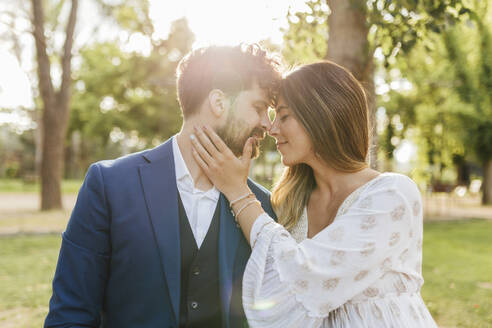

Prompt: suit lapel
xmin=138 ymin=139 xmax=181 ymax=323
xmin=218 ymin=194 xmax=241 ymax=326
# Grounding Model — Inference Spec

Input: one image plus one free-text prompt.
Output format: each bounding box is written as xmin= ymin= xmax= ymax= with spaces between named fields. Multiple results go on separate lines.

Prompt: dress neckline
xmin=300 ymin=172 xmax=389 ymax=241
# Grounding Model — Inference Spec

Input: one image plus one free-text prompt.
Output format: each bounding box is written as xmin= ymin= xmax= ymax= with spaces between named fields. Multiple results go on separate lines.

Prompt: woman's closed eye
xmin=280 ymin=115 xmax=289 ymax=122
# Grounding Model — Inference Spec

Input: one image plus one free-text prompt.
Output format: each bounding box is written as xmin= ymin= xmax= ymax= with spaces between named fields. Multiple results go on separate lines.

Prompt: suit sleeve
xmin=45 ymin=163 xmax=111 ymax=328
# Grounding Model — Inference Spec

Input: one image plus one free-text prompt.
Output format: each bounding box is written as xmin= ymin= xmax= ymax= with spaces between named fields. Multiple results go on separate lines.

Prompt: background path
xmin=1 ymin=192 xmax=492 ymax=236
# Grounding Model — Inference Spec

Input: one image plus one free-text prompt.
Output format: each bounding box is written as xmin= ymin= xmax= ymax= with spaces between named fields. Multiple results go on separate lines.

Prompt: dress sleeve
xmin=243 ymin=176 xmax=420 ymax=328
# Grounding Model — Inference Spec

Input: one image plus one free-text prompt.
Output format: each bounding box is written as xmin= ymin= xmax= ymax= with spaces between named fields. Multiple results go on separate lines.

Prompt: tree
xmin=282 ymin=0 xmax=470 ymax=168
xmin=27 ymin=0 xmax=159 ymax=209
xmin=66 ymin=18 xmax=195 ymax=176
xmin=1 ymin=0 xmax=44 ymax=180
xmin=326 ymin=0 xmax=377 ymax=165
xmin=376 ymin=54 xmax=466 ymax=186
xmin=282 ymin=1 xmax=329 ymax=65
xmin=441 ymin=2 xmax=492 ymax=203
xmin=378 ymin=1 xmax=492 ymax=204
xmin=31 ymin=0 xmax=78 ymax=210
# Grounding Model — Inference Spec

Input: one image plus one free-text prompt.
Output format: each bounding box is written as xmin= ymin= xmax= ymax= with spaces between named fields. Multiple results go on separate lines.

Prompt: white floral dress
xmin=243 ymin=173 xmax=437 ymax=328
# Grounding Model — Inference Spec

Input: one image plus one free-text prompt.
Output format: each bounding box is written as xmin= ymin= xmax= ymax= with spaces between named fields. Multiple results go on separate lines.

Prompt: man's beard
xmin=215 ymin=115 xmax=264 ymax=159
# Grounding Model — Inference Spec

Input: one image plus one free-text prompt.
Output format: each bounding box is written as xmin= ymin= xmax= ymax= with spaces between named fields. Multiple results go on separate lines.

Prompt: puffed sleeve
xmin=243 ymin=175 xmax=420 ymax=328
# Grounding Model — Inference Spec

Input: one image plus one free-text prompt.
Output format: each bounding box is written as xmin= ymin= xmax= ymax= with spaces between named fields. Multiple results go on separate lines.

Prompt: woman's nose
xmin=261 ymin=116 xmax=272 ymax=131
xmin=268 ymin=121 xmax=279 ymax=136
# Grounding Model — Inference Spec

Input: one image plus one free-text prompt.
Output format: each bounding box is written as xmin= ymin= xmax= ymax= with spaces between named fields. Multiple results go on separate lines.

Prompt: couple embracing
xmin=45 ymin=44 xmax=437 ymax=328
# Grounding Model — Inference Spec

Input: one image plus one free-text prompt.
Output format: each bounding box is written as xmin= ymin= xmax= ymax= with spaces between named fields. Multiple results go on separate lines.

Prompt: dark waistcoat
xmin=178 ymin=193 xmax=222 ymax=328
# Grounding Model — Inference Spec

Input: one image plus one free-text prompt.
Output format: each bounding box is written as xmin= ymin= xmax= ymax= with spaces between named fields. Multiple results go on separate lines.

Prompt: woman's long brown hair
xmin=272 ymin=61 xmax=370 ymax=230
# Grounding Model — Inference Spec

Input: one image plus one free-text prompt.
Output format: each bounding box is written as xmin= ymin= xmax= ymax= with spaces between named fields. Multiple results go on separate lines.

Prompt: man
xmin=45 ymin=44 xmax=282 ymax=328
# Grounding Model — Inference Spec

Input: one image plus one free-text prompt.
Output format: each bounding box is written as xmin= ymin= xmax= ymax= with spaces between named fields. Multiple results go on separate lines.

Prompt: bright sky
xmin=0 ymin=50 xmax=33 ymax=108
xmin=149 ymin=0 xmax=298 ymax=47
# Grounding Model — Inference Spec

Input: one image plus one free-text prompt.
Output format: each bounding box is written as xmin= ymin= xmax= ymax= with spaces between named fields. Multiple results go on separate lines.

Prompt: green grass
xmin=0 ymin=179 xmax=82 ymax=194
xmin=0 ymin=220 xmax=491 ymax=327
xmin=421 ymin=219 xmax=492 ymax=327
xmin=0 ymin=234 xmax=61 ymax=327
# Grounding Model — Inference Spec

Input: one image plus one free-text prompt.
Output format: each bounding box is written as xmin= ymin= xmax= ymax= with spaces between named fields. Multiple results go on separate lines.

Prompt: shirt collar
xmin=172 ymin=135 xmax=190 ymax=182
xmin=172 ymin=135 xmax=220 ymax=200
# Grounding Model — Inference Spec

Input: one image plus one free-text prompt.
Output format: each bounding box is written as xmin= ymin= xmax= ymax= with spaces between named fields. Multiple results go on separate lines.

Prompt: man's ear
xmin=208 ymin=89 xmax=227 ymax=118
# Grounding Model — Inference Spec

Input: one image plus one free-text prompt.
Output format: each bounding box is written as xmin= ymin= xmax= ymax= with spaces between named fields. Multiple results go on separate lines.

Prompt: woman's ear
xmin=208 ymin=89 xmax=227 ymax=118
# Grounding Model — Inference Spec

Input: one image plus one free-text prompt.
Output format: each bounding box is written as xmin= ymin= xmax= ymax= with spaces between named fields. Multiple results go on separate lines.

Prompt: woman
xmin=190 ymin=61 xmax=437 ymax=327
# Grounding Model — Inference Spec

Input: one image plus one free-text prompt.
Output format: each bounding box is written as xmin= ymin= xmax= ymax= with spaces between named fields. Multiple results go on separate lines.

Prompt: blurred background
xmin=0 ymin=0 xmax=491 ymax=326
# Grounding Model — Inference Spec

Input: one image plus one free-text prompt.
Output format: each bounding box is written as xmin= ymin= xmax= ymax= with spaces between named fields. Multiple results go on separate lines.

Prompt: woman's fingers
xmin=203 ymin=125 xmax=229 ymax=154
xmin=194 ymin=126 xmax=221 ymax=158
xmin=190 ymin=134 xmax=214 ymax=165
xmin=241 ymin=137 xmax=254 ymax=164
xmin=191 ymin=146 xmax=210 ymax=173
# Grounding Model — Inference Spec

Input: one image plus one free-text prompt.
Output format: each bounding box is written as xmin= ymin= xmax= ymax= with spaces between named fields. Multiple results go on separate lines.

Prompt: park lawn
xmin=0 ymin=220 xmax=491 ymax=327
xmin=0 ymin=234 xmax=61 ymax=328
xmin=421 ymin=219 xmax=492 ymax=327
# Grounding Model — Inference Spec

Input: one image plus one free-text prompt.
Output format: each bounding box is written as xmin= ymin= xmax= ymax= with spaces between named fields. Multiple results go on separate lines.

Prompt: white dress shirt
xmin=172 ymin=136 xmax=220 ymax=248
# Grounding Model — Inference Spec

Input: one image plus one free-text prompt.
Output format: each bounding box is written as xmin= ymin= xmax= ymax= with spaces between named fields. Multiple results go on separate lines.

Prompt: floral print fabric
xmin=243 ymin=173 xmax=437 ymax=328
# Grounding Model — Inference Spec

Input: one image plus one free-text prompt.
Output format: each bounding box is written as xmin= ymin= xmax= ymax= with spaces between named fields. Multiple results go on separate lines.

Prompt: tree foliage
xmin=282 ymin=0 xmax=329 ymax=65
xmin=442 ymin=2 xmax=492 ymax=164
xmin=67 ymin=18 xmax=194 ymax=173
xmin=380 ymin=0 xmax=492 ymax=202
xmin=281 ymin=0 xmax=470 ymax=66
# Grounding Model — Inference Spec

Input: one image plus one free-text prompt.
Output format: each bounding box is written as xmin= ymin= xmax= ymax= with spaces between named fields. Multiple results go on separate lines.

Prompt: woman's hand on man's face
xmin=190 ymin=125 xmax=253 ymax=200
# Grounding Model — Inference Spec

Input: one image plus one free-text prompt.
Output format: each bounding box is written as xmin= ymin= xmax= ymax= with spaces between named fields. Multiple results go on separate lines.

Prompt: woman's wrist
xmin=224 ymin=185 xmax=252 ymax=203
xmin=232 ymin=200 xmax=264 ymax=244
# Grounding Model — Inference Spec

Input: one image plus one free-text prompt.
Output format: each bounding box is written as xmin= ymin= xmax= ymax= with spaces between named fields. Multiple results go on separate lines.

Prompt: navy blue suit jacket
xmin=45 ymin=138 xmax=276 ymax=328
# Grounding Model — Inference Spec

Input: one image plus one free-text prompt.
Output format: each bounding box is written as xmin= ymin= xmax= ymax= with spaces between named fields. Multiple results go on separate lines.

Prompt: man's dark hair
xmin=176 ymin=44 xmax=283 ymax=118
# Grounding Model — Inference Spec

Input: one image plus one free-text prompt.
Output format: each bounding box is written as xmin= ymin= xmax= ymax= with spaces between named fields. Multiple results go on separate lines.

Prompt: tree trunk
xmin=483 ymin=159 xmax=492 ymax=205
xmin=34 ymin=108 xmax=42 ymax=178
xmin=41 ymin=105 xmax=69 ymax=209
xmin=326 ymin=0 xmax=378 ymax=169
xmin=31 ymin=0 xmax=78 ymax=210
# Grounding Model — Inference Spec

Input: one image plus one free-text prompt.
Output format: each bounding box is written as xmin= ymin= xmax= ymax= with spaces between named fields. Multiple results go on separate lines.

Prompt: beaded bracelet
xmin=234 ymin=199 xmax=260 ymax=219
xmin=229 ymin=191 xmax=254 ymax=208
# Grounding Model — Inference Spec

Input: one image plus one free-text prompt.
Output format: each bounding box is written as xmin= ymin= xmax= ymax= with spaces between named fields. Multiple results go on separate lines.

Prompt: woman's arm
xmin=191 ymin=126 xmax=421 ymax=323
